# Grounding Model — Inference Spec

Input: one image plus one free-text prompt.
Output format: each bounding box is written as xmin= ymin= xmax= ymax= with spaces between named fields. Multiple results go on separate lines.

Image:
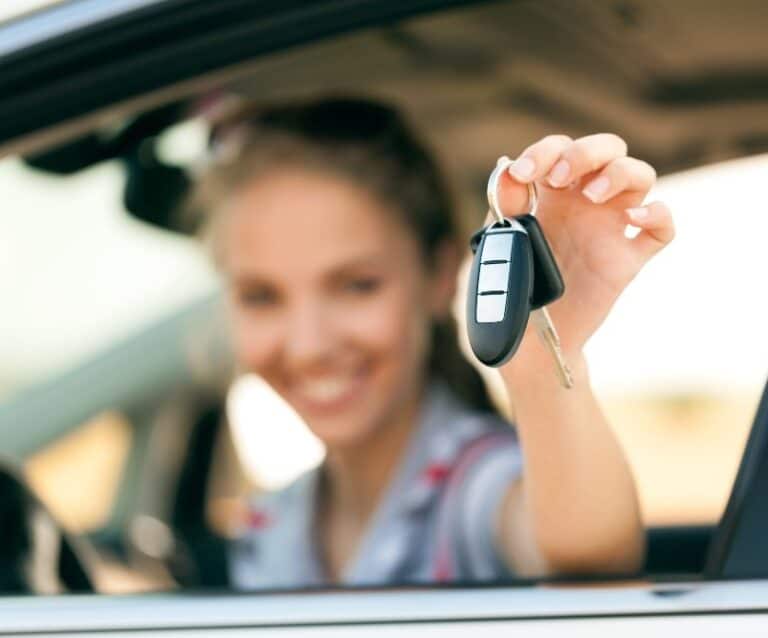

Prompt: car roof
xmin=1 ymin=0 xmax=767 ymax=178
xmin=0 ymin=0 xmax=487 ymax=154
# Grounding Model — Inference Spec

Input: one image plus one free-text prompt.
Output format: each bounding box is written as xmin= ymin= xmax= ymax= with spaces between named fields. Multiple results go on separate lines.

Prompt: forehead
xmin=218 ymin=168 xmax=421 ymax=278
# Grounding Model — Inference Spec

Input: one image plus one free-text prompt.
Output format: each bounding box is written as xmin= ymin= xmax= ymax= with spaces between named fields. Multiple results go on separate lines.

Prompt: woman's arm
xmin=491 ymin=134 xmax=675 ymax=576
xmin=498 ymin=347 xmax=643 ymax=576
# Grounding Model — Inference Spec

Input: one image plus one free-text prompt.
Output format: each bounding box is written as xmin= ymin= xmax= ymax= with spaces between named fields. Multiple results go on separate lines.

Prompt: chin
xmin=297 ymin=402 xmax=384 ymax=451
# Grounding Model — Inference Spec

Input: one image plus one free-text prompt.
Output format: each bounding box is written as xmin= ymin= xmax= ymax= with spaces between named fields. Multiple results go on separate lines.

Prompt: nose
xmin=282 ymin=298 xmax=337 ymax=369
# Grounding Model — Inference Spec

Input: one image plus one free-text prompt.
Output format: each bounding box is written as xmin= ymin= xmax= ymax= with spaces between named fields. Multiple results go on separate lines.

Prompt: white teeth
xmin=296 ymin=377 xmax=355 ymax=403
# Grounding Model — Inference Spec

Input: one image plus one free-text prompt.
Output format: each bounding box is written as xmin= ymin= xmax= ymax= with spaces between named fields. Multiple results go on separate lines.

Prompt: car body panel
xmin=1 ymin=580 xmax=768 ymax=634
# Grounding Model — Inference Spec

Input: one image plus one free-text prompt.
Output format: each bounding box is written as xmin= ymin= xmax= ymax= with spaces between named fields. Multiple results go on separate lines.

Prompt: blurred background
xmin=1 ymin=0 xmax=767 ymax=593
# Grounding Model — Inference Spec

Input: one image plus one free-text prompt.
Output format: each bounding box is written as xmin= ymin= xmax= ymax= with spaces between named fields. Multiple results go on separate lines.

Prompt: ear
xmin=428 ymin=239 xmax=462 ymax=318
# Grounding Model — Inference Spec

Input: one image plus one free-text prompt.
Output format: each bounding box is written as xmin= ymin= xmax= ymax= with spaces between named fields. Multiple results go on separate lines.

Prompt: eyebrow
xmin=230 ymin=253 xmax=391 ymax=285
xmin=329 ymin=254 xmax=390 ymax=272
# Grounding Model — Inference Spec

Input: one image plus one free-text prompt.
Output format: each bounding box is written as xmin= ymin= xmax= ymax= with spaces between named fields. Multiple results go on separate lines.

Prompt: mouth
xmin=286 ymin=367 xmax=369 ymax=416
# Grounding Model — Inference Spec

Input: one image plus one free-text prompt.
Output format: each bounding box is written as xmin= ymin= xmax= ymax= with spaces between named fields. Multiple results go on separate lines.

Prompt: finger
xmin=628 ymin=201 xmax=675 ymax=260
xmin=546 ymin=133 xmax=628 ymax=188
xmin=582 ymin=157 xmax=656 ymax=204
xmin=507 ymin=135 xmax=573 ymax=183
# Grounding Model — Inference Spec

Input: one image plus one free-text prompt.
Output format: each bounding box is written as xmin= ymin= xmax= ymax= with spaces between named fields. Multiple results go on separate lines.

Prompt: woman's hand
xmin=492 ymin=136 xmax=662 ymax=576
xmin=496 ymin=133 xmax=675 ymax=358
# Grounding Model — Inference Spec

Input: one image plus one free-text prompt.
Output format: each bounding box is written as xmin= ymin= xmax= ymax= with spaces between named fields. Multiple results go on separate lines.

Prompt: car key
xmin=516 ymin=214 xmax=564 ymax=310
xmin=466 ymin=218 xmax=534 ymax=366
xmin=516 ymin=212 xmax=573 ymax=387
xmin=530 ymin=306 xmax=574 ymax=388
xmin=516 ymin=213 xmax=573 ymax=387
xmin=467 ymin=156 xmax=574 ymax=387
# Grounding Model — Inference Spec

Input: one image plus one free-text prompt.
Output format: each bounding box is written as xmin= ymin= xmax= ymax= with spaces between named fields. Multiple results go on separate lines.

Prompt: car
xmin=2 ymin=0 xmax=768 ymax=634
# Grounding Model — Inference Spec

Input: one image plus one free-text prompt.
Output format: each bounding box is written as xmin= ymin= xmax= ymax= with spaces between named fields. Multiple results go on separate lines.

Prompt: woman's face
xmin=217 ymin=168 xmax=453 ymax=449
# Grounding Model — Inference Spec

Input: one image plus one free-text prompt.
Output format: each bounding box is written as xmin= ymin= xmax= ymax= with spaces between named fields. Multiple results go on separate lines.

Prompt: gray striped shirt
xmin=230 ymin=382 xmax=522 ymax=589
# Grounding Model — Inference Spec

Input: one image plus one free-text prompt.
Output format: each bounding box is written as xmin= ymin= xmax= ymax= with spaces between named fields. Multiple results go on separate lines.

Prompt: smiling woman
xmin=3 ymin=121 xmax=764 ymax=596
xmin=183 ymin=94 xmax=681 ymax=588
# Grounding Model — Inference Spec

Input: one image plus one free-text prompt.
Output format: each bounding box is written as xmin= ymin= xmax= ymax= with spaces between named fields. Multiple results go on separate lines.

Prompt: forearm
xmin=501 ymin=335 xmax=645 ymax=574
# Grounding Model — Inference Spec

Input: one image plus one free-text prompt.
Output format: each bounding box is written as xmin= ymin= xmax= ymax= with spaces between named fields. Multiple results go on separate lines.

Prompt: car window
xmin=588 ymin=154 xmax=768 ymax=526
xmin=2 ymin=0 xmax=768 ymax=598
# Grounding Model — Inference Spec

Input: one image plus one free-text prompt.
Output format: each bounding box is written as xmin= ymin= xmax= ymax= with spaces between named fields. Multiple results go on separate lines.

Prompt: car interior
xmin=1 ymin=0 xmax=768 ymax=597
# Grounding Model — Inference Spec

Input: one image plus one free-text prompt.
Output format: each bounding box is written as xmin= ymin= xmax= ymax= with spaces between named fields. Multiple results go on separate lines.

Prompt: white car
xmin=1 ymin=0 xmax=768 ymax=634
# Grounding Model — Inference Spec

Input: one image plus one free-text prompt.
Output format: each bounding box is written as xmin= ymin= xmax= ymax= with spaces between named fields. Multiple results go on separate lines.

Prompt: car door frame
xmin=1 ymin=0 xmax=765 ymax=630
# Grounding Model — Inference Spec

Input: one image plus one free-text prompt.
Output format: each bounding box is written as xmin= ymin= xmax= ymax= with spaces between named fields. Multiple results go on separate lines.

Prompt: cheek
xmin=342 ymin=281 xmax=432 ymax=371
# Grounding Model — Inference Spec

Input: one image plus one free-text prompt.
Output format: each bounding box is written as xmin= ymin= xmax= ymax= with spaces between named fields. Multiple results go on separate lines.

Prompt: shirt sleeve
xmin=446 ymin=431 xmax=523 ymax=581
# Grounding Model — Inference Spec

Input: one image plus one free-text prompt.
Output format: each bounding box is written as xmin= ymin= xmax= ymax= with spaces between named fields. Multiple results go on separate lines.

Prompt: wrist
xmin=501 ymin=325 xmax=589 ymax=390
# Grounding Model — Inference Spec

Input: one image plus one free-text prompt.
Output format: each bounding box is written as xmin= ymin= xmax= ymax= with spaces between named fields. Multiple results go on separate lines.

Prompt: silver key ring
xmin=487 ymin=155 xmax=538 ymax=224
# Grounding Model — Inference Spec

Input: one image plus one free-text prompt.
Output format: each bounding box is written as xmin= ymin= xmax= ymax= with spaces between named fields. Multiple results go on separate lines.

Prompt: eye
xmin=343 ymin=276 xmax=382 ymax=295
xmin=237 ymin=286 xmax=279 ymax=308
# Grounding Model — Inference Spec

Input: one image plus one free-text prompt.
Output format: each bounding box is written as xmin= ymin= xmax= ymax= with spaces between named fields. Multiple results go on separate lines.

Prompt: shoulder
xmin=441 ymin=407 xmax=521 ymax=499
xmin=411 ymin=384 xmax=521 ymax=515
xmin=427 ymin=394 xmax=521 ymax=582
xmin=426 ymin=383 xmax=518 ymax=454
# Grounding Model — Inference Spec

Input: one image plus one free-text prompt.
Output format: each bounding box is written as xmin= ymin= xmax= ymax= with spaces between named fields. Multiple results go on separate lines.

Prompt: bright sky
xmin=2 ymin=147 xmax=767 ymax=400
xmin=586 ymin=154 xmax=768 ymax=396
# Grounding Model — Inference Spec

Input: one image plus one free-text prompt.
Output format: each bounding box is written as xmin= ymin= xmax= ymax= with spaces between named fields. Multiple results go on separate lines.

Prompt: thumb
xmin=497 ymin=169 xmax=537 ymax=218
xmin=627 ymin=201 xmax=675 ymax=261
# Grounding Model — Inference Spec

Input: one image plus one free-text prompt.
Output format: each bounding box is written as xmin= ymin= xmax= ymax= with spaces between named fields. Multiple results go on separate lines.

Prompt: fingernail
xmin=583 ymin=176 xmax=611 ymax=202
xmin=509 ymin=157 xmax=535 ymax=181
xmin=627 ymin=207 xmax=649 ymax=222
xmin=548 ymin=159 xmax=570 ymax=187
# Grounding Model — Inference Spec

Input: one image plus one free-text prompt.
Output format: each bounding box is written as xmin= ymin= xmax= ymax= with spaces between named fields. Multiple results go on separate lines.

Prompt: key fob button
xmin=476 ymin=293 xmax=507 ymax=323
xmin=467 ymin=223 xmax=533 ymax=365
xmin=477 ymin=262 xmax=510 ymax=293
xmin=480 ymin=234 xmax=513 ymax=261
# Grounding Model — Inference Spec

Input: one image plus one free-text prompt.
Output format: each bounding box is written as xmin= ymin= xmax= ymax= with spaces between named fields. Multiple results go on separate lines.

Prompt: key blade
xmin=531 ymin=308 xmax=575 ymax=389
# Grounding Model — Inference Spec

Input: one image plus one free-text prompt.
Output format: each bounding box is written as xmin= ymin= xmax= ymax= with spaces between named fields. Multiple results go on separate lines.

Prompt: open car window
xmin=1 ymin=0 xmax=768 ymax=599
xmin=590 ymin=154 xmax=768 ymax=527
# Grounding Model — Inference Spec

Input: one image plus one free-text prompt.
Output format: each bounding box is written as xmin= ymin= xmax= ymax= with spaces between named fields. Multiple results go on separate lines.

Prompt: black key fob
xmin=516 ymin=214 xmax=564 ymax=309
xmin=469 ymin=215 xmax=564 ymax=311
xmin=466 ymin=220 xmax=533 ymax=367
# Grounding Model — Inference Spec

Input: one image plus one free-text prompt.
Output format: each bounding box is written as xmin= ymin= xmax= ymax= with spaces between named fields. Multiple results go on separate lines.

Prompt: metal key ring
xmin=487 ymin=155 xmax=538 ymax=224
